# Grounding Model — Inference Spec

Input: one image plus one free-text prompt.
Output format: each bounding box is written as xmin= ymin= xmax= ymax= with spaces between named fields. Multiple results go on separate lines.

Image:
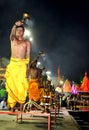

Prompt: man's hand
xmin=15 ymin=21 xmax=23 ymax=26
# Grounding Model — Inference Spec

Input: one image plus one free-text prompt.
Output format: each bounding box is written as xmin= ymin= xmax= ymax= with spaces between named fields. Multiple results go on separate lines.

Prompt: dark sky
xmin=0 ymin=0 xmax=89 ymax=83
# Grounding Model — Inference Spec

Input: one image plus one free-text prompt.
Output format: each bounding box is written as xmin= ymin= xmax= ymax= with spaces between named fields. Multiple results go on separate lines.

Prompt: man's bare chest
xmin=12 ymin=42 xmax=27 ymax=50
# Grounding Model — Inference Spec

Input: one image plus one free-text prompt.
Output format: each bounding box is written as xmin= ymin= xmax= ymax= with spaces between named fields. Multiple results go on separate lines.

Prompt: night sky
xmin=0 ymin=0 xmax=89 ymax=83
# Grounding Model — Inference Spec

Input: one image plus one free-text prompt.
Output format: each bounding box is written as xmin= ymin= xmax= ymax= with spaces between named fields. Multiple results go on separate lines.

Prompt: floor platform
xmin=0 ymin=107 xmax=79 ymax=130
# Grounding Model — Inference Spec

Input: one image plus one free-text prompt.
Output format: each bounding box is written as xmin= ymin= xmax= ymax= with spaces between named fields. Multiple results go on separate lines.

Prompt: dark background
xmin=0 ymin=0 xmax=89 ymax=83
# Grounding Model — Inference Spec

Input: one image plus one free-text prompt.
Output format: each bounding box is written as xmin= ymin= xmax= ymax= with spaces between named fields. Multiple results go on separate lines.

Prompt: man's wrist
xmin=14 ymin=24 xmax=17 ymax=27
xmin=13 ymin=24 xmax=17 ymax=28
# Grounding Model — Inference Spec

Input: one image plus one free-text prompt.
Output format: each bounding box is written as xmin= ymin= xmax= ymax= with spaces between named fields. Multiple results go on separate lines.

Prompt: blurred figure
xmin=0 ymin=98 xmax=7 ymax=110
xmin=0 ymin=86 xmax=7 ymax=102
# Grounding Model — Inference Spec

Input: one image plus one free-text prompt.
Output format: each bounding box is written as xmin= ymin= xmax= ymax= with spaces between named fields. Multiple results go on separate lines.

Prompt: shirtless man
xmin=30 ymin=60 xmax=39 ymax=79
xmin=5 ymin=21 xmax=31 ymax=111
xmin=28 ymin=54 xmax=45 ymax=103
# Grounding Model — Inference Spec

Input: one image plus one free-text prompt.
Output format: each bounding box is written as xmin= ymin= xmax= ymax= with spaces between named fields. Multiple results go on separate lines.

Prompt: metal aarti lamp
xmin=21 ymin=13 xmax=30 ymax=23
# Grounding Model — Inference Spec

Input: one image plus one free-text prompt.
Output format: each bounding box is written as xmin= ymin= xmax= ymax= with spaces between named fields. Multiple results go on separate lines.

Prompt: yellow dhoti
xmin=28 ymin=78 xmax=41 ymax=102
xmin=5 ymin=57 xmax=29 ymax=108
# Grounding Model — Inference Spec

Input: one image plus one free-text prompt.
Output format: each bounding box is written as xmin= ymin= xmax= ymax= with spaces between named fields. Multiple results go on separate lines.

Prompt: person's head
xmin=16 ymin=25 xmax=25 ymax=38
xmin=30 ymin=60 xmax=37 ymax=68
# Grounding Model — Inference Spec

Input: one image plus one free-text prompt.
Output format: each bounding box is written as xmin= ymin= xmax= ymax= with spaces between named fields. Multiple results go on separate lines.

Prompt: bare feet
xmin=10 ymin=107 xmax=15 ymax=112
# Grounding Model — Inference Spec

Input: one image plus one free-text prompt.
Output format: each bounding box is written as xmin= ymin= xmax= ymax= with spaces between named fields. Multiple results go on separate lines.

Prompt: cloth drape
xmin=5 ymin=57 xmax=29 ymax=108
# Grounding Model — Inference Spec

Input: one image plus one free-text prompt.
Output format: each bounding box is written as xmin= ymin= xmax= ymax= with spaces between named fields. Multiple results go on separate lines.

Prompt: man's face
xmin=16 ymin=27 xmax=24 ymax=37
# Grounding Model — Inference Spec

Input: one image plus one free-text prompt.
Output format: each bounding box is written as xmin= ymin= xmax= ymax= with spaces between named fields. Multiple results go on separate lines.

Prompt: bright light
xmin=29 ymin=37 xmax=33 ymax=42
xmin=47 ymin=75 xmax=51 ymax=80
xmin=46 ymin=71 xmax=51 ymax=75
xmin=37 ymin=61 xmax=41 ymax=67
xmin=24 ymin=28 xmax=31 ymax=37
xmin=37 ymin=61 xmax=41 ymax=65
xmin=24 ymin=28 xmax=33 ymax=42
xmin=60 ymin=80 xmax=64 ymax=85
xmin=46 ymin=71 xmax=52 ymax=80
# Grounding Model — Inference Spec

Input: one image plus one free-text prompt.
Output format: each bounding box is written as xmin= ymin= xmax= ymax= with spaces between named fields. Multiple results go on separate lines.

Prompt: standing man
xmin=5 ymin=21 xmax=31 ymax=111
xmin=28 ymin=52 xmax=44 ymax=103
